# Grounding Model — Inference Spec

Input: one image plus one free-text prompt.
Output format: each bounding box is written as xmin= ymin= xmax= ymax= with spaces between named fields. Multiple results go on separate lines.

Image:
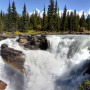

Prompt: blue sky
xmin=0 ymin=0 xmax=90 ymax=15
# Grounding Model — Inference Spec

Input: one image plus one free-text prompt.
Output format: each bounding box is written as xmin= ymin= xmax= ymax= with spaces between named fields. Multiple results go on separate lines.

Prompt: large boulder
xmin=1 ymin=44 xmax=25 ymax=73
xmin=0 ymin=80 xmax=7 ymax=90
xmin=17 ymin=34 xmax=49 ymax=50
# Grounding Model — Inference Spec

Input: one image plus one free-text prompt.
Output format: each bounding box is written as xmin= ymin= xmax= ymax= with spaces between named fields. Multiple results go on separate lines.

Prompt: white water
xmin=0 ymin=35 xmax=90 ymax=90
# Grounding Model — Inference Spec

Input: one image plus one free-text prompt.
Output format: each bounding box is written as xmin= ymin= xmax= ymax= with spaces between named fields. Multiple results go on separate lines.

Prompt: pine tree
xmin=54 ymin=0 xmax=58 ymax=31
xmin=7 ymin=0 xmax=12 ymax=32
xmin=47 ymin=0 xmax=55 ymax=31
xmin=27 ymin=13 xmax=30 ymax=30
xmin=67 ymin=11 xmax=70 ymax=31
xmin=61 ymin=5 xmax=68 ymax=31
xmin=80 ymin=12 xmax=86 ymax=28
xmin=42 ymin=6 xmax=47 ymax=31
xmin=73 ymin=10 xmax=79 ymax=32
xmin=30 ymin=13 xmax=34 ymax=29
xmin=69 ymin=12 xmax=74 ymax=32
xmin=12 ymin=1 xmax=17 ymax=32
xmin=86 ymin=14 xmax=90 ymax=30
xmin=22 ymin=3 xmax=28 ymax=32
xmin=76 ymin=14 xmax=80 ymax=31
xmin=57 ymin=7 xmax=60 ymax=31
xmin=33 ymin=10 xmax=38 ymax=30
xmin=0 ymin=16 xmax=3 ymax=33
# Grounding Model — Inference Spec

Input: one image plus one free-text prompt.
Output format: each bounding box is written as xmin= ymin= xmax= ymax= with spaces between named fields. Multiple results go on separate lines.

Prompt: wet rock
xmin=0 ymin=80 xmax=7 ymax=90
xmin=85 ymin=66 xmax=90 ymax=75
xmin=1 ymin=44 xmax=25 ymax=72
xmin=17 ymin=34 xmax=49 ymax=50
xmin=0 ymin=36 xmax=15 ymax=41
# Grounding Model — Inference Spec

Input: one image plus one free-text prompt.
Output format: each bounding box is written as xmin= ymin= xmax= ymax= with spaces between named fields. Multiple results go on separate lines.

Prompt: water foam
xmin=0 ymin=35 xmax=90 ymax=90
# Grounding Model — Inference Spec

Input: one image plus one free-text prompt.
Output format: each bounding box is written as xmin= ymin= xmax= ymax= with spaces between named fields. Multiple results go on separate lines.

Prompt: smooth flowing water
xmin=0 ymin=35 xmax=90 ymax=90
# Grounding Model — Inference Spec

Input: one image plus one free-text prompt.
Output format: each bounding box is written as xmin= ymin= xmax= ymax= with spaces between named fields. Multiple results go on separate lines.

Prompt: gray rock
xmin=1 ymin=44 xmax=25 ymax=72
xmin=17 ymin=34 xmax=49 ymax=50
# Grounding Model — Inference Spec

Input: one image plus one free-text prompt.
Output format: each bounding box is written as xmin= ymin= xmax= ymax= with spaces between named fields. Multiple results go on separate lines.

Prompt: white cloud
xmin=28 ymin=8 xmax=89 ymax=18
xmin=28 ymin=8 xmax=40 ymax=16
xmin=87 ymin=9 xmax=90 ymax=15
xmin=40 ymin=11 xmax=44 ymax=18
xmin=76 ymin=10 xmax=86 ymax=17
xmin=35 ymin=8 xmax=40 ymax=14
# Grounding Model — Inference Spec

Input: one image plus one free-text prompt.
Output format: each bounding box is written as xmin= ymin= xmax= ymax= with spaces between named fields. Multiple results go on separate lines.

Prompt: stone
xmin=1 ymin=44 xmax=25 ymax=73
xmin=17 ymin=34 xmax=49 ymax=50
xmin=0 ymin=80 xmax=7 ymax=90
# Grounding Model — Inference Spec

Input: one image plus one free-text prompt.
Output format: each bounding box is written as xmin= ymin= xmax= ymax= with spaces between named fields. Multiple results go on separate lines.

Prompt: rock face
xmin=0 ymin=80 xmax=7 ymax=90
xmin=17 ymin=34 xmax=49 ymax=50
xmin=1 ymin=44 xmax=25 ymax=72
xmin=0 ymin=36 xmax=15 ymax=41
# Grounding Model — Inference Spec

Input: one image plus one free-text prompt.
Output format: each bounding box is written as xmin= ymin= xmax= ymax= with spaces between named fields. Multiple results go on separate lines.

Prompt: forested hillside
xmin=0 ymin=0 xmax=90 ymax=33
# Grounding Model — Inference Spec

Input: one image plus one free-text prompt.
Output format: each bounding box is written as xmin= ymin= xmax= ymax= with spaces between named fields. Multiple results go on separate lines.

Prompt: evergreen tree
xmin=57 ymin=7 xmax=60 ymax=31
xmin=12 ymin=1 xmax=17 ymax=32
xmin=86 ymin=14 xmax=90 ymax=30
xmin=73 ymin=10 xmax=79 ymax=32
xmin=0 ymin=10 xmax=3 ymax=20
xmin=37 ymin=15 xmax=42 ymax=25
xmin=0 ymin=16 xmax=3 ymax=33
xmin=76 ymin=14 xmax=80 ymax=31
xmin=22 ymin=3 xmax=28 ymax=32
xmin=47 ymin=0 xmax=54 ymax=31
xmin=7 ymin=0 xmax=12 ymax=32
xmin=69 ymin=12 xmax=74 ymax=32
xmin=67 ymin=12 xmax=70 ymax=31
xmin=30 ymin=13 xmax=34 ymax=29
xmin=33 ymin=10 xmax=38 ymax=30
xmin=42 ymin=6 xmax=47 ymax=31
xmin=17 ymin=15 xmax=22 ymax=31
xmin=26 ymin=12 xmax=30 ymax=30
xmin=61 ymin=5 xmax=68 ymax=31
xmin=54 ymin=0 xmax=58 ymax=31
xmin=80 ymin=12 xmax=86 ymax=28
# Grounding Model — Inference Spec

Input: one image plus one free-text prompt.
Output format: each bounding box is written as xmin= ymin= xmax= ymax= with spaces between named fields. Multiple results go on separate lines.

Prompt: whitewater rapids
xmin=0 ymin=35 xmax=90 ymax=90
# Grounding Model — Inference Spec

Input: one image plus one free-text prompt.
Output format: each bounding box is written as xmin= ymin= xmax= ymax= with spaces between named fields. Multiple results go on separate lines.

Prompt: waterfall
xmin=0 ymin=35 xmax=90 ymax=90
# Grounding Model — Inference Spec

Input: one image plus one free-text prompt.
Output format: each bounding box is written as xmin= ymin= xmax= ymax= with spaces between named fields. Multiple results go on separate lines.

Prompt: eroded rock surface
xmin=1 ymin=44 xmax=25 ymax=72
xmin=17 ymin=34 xmax=49 ymax=50
xmin=0 ymin=80 xmax=7 ymax=90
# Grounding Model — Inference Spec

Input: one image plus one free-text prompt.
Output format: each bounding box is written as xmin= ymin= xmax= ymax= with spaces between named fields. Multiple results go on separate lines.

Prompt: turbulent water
xmin=0 ymin=35 xmax=90 ymax=90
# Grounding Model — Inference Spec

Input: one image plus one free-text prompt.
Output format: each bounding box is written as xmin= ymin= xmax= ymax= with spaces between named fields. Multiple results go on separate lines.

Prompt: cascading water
xmin=0 ymin=35 xmax=90 ymax=90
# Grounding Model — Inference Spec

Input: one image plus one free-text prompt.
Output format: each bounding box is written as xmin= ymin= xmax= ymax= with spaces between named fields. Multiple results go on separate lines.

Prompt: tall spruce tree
xmin=69 ymin=12 xmax=74 ymax=32
xmin=7 ymin=0 xmax=12 ymax=32
xmin=57 ymin=7 xmax=60 ymax=31
xmin=12 ymin=1 xmax=17 ymax=32
xmin=67 ymin=12 xmax=70 ymax=31
xmin=42 ymin=6 xmax=47 ymax=31
xmin=73 ymin=10 xmax=79 ymax=32
xmin=61 ymin=5 xmax=68 ymax=31
xmin=22 ymin=3 xmax=28 ymax=32
xmin=47 ymin=0 xmax=54 ymax=31
xmin=80 ymin=12 xmax=86 ymax=28
xmin=0 ymin=16 xmax=3 ymax=33
xmin=26 ymin=13 xmax=30 ymax=30
xmin=30 ymin=13 xmax=34 ymax=29
xmin=86 ymin=14 xmax=90 ymax=30
xmin=33 ymin=10 xmax=38 ymax=30
xmin=54 ymin=0 xmax=58 ymax=31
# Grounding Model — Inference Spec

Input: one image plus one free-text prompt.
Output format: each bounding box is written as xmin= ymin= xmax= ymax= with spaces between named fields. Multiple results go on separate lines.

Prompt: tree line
xmin=0 ymin=0 xmax=90 ymax=33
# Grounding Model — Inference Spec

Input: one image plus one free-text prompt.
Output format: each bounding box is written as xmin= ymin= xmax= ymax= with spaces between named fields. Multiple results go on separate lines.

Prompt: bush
xmin=79 ymin=27 xmax=85 ymax=32
xmin=78 ymin=80 xmax=90 ymax=90
xmin=37 ymin=25 xmax=42 ymax=31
